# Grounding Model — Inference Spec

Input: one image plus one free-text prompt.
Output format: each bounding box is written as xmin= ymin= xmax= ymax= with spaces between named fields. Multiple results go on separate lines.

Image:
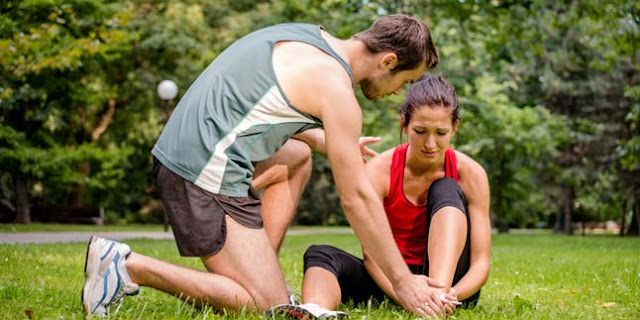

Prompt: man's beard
xmin=360 ymin=78 xmax=378 ymax=100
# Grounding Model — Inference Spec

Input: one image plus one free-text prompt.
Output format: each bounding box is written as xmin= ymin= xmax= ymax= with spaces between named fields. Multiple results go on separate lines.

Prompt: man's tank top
xmin=152 ymin=23 xmax=354 ymax=197
xmin=383 ymin=144 xmax=459 ymax=265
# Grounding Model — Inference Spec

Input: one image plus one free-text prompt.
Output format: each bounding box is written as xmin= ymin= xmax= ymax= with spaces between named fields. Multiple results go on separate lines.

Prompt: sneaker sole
xmin=266 ymin=304 xmax=316 ymax=320
xmin=82 ymin=236 xmax=100 ymax=315
xmin=265 ymin=305 xmax=349 ymax=320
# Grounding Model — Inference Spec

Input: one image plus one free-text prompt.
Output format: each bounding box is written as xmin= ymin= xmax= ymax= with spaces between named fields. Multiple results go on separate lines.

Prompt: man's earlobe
xmin=381 ymin=53 xmax=398 ymax=70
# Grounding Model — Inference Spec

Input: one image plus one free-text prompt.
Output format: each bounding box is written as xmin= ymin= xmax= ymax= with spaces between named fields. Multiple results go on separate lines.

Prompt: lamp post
xmin=156 ymin=79 xmax=178 ymax=231
xmin=157 ymin=79 xmax=178 ymax=121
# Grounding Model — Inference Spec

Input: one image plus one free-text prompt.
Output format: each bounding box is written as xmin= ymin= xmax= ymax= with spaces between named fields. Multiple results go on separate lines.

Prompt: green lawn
xmin=0 ymin=223 xmax=169 ymax=233
xmin=0 ymin=230 xmax=639 ymax=319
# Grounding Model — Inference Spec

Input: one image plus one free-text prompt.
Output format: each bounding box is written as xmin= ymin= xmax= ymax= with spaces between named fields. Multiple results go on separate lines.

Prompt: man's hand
xmin=439 ymin=287 xmax=460 ymax=316
xmin=393 ymin=274 xmax=448 ymax=318
xmin=359 ymin=136 xmax=380 ymax=162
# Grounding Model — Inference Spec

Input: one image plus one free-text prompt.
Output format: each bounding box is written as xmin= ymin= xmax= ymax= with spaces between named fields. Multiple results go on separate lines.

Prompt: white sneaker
xmin=265 ymin=303 xmax=349 ymax=320
xmin=82 ymin=236 xmax=139 ymax=316
xmin=286 ymin=286 xmax=301 ymax=305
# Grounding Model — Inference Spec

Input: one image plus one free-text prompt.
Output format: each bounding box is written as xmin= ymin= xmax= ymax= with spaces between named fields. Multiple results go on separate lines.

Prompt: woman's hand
xmin=359 ymin=136 xmax=380 ymax=162
xmin=440 ymin=287 xmax=460 ymax=316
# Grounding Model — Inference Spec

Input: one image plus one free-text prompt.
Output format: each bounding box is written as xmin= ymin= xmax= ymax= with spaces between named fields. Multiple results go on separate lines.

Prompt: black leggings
xmin=303 ymin=178 xmax=480 ymax=307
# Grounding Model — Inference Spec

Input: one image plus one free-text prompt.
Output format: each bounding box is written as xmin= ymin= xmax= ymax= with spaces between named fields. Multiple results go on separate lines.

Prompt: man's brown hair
xmin=353 ymin=14 xmax=439 ymax=72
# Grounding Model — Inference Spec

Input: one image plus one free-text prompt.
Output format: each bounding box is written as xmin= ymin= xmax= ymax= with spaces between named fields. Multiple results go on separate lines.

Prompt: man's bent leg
xmin=202 ymin=215 xmax=289 ymax=310
xmin=126 ymin=216 xmax=288 ymax=312
xmin=125 ymin=253 xmax=255 ymax=311
xmin=85 ymin=236 xmax=269 ymax=315
xmin=253 ymin=139 xmax=312 ymax=251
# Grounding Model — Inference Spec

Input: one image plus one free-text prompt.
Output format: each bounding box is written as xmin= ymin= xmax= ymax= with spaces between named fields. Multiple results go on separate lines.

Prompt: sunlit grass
xmin=0 ymin=223 xmax=169 ymax=233
xmin=0 ymin=231 xmax=638 ymax=319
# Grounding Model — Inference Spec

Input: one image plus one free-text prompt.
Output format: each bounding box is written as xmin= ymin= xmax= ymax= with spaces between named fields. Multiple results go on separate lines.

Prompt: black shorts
xmin=153 ymin=157 xmax=263 ymax=257
xmin=304 ymin=178 xmax=480 ymax=307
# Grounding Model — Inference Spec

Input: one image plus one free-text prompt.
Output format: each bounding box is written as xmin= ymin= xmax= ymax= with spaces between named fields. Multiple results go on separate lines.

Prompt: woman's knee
xmin=304 ymin=245 xmax=340 ymax=275
xmin=427 ymin=178 xmax=467 ymax=218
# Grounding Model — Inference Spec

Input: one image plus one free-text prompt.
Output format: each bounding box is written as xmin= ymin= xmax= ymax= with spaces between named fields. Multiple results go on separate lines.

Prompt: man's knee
xmin=252 ymin=139 xmax=311 ymax=189
xmin=286 ymin=139 xmax=312 ymax=172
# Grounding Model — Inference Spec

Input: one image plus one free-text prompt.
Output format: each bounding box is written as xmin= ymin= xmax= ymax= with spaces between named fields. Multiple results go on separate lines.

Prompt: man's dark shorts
xmin=153 ymin=157 xmax=262 ymax=257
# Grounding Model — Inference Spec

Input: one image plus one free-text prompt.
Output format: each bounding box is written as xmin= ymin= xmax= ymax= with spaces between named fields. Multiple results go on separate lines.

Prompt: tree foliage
xmin=1 ymin=0 xmax=638 ymax=234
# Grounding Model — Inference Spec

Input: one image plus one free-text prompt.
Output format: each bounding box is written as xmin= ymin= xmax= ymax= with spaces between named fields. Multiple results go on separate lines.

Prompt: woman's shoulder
xmin=453 ymin=149 xmax=488 ymax=185
xmin=365 ymin=147 xmax=397 ymax=189
xmin=366 ymin=147 xmax=395 ymax=172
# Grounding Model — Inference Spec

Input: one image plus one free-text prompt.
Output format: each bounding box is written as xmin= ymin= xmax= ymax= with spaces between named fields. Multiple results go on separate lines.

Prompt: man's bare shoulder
xmin=273 ymin=41 xmax=354 ymax=117
xmin=274 ymin=41 xmax=351 ymax=83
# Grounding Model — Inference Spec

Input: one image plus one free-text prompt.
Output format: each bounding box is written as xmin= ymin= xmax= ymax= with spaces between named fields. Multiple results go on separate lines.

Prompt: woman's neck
xmin=404 ymin=145 xmax=445 ymax=177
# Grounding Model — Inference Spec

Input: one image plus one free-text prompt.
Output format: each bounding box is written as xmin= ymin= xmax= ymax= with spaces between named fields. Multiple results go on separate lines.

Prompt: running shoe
xmin=264 ymin=303 xmax=349 ymax=320
xmin=82 ymin=236 xmax=139 ymax=316
xmin=286 ymin=286 xmax=302 ymax=305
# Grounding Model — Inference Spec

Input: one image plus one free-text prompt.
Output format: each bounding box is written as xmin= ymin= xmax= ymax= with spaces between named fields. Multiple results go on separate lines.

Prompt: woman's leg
xmin=302 ymin=267 xmax=342 ymax=309
xmin=302 ymin=245 xmax=386 ymax=309
xmin=423 ymin=178 xmax=471 ymax=293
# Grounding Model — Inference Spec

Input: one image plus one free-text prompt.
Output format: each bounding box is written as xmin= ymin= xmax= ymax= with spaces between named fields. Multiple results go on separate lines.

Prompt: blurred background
xmin=0 ymin=0 xmax=638 ymax=236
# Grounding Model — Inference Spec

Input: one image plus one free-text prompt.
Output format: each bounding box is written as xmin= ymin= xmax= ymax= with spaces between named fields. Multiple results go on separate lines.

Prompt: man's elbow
xmin=340 ymin=195 xmax=364 ymax=216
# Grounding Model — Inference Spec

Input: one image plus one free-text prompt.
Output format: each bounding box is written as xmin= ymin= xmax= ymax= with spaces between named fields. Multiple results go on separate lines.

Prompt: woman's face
xmin=403 ymin=105 xmax=458 ymax=164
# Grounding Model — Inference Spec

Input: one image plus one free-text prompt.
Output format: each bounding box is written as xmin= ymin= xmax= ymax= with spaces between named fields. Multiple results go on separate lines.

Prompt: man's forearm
xmin=341 ymin=190 xmax=412 ymax=285
xmin=364 ymin=255 xmax=399 ymax=302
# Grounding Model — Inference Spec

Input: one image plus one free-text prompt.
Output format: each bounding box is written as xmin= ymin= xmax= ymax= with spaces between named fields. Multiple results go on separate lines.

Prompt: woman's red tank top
xmin=383 ymin=144 xmax=458 ymax=265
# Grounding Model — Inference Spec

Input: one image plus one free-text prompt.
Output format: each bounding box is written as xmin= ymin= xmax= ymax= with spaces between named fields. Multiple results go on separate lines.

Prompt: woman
xmin=278 ymin=75 xmax=491 ymax=319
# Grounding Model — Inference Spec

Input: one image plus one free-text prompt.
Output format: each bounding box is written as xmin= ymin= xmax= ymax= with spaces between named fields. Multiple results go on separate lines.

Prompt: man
xmin=81 ymin=14 xmax=445 ymax=318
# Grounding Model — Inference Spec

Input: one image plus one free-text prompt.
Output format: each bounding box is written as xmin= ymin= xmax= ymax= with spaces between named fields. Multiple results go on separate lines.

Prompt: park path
xmin=0 ymin=227 xmax=353 ymax=244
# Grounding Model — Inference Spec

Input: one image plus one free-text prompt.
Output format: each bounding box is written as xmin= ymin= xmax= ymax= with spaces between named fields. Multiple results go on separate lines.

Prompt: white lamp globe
xmin=157 ymin=80 xmax=178 ymax=100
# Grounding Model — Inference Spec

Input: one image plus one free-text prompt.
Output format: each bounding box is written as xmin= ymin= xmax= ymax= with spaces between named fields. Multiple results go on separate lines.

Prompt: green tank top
xmin=152 ymin=23 xmax=354 ymax=197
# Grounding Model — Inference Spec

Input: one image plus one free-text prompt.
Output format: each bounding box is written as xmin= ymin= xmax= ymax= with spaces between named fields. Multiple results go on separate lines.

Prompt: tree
xmin=0 ymin=0 xmax=136 ymax=222
xmin=483 ymin=0 xmax=640 ymax=234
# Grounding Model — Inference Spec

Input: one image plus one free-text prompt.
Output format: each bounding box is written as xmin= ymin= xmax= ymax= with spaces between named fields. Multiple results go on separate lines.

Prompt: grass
xmin=0 ymin=229 xmax=639 ymax=319
xmin=0 ymin=223 xmax=169 ymax=233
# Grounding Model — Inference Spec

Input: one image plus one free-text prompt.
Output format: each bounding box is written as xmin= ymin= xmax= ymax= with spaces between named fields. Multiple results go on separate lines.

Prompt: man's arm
xmin=319 ymin=81 xmax=445 ymax=318
xmin=293 ymin=128 xmax=380 ymax=160
xmin=361 ymin=152 xmax=452 ymax=312
xmin=363 ymin=249 xmax=398 ymax=297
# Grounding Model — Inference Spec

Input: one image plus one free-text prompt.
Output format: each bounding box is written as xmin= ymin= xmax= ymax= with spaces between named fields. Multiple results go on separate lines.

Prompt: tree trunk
xmin=628 ymin=181 xmax=640 ymax=236
xmin=91 ymin=98 xmax=116 ymax=141
xmin=564 ymin=187 xmax=574 ymax=235
xmin=620 ymin=193 xmax=628 ymax=236
xmin=13 ymin=177 xmax=31 ymax=224
xmin=69 ymin=99 xmax=117 ymax=207
xmin=67 ymin=161 xmax=90 ymax=207
xmin=553 ymin=212 xmax=564 ymax=233
xmin=628 ymin=202 xmax=639 ymax=236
